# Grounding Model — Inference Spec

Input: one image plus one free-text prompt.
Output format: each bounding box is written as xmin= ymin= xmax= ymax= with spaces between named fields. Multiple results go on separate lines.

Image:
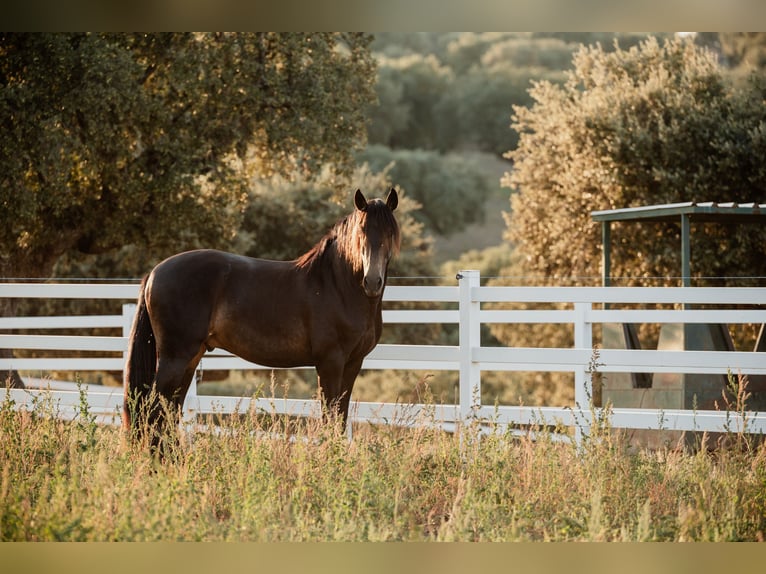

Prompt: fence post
xmin=121 ymin=303 xmax=135 ymax=369
xmin=458 ymin=270 xmax=481 ymax=425
xmin=182 ymin=371 xmax=199 ymax=430
xmin=573 ymin=301 xmax=593 ymax=444
xmin=121 ymin=303 xmax=135 ymax=425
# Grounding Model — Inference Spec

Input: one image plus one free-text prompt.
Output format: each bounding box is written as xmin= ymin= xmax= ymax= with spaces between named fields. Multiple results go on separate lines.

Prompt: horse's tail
xmin=122 ymin=277 xmax=157 ymax=431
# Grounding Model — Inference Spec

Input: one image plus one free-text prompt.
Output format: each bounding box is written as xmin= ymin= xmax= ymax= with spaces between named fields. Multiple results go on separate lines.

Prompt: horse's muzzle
xmin=363 ymin=275 xmax=384 ymax=298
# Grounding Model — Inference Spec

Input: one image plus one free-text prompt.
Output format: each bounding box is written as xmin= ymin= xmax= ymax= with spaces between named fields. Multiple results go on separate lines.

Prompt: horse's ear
xmin=354 ymin=189 xmax=368 ymax=212
xmin=386 ymin=188 xmax=398 ymax=211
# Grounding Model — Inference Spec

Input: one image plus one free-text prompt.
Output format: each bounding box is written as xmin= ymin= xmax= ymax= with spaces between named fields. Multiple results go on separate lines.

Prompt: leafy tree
xmin=0 ymin=32 xmax=376 ymax=281
xmin=441 ymin=32 xmax=523 ymax=74
xmin=363 ymin=71 xmax=410 ymax=149
xmin=0 ymin=32 xmax=377 ymax=387
xmin=357 ymin=145 xmax=495 ymax=235
xmin=533 ymin=32 xmax=669 ymax=53
xmin=696 ymin=32 xmax=766 ymax=85
xmin=240 ymin=165 xmax=436 ymax=281
xmin=368 ymin=32 xmax=670 ymax=157
xmin=366 ymin=53 xmax=454 ymax=150
xmin=706 ymin=32 xmax=766 ymax=70
xmin=502 ymin=36 xmax=766 ymax=287
xmin=437 ymin=64 xmax=566 ymax=156
xmin=370 ymin=32 xmax=457 ymax=62
xmin=480 ymin=36 xmax=576 ymax=71
xmin=493 ymin=36 xmax=766 ymax=405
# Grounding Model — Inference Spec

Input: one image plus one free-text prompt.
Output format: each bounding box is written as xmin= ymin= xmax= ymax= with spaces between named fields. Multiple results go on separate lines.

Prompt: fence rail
xmin=2 ymin=273 xmax=766 ymax=442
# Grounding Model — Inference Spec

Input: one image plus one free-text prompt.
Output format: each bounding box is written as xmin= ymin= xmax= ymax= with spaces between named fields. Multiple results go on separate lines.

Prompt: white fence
xmin=2 ymin=272 xmax=766 ymax=442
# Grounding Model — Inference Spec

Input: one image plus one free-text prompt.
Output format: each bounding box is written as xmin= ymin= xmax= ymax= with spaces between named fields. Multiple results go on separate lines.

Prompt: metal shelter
xmin=591 ymin=202 xmax=766 ymax=287
xmin=590 ymin=203 xmax=766 ymax=446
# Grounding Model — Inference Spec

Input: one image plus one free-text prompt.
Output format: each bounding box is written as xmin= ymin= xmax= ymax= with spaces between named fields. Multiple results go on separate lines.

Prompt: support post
xmin=121 ymin=303 xmax=135 ymax=379
xmin=182 ymin=370 xmax=199 ymax=428
xmin=681 ymin=214 xmax=691 ymax=288
xmin=601 ymin=221 xmax=611 ymax=288
xmin=601 ymin=221 xmax=611 ymax=313
xmin=458 ymin=270 xmax=481 ymax=425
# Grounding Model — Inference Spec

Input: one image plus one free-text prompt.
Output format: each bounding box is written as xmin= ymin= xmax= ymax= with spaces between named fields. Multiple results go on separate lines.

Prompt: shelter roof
xmin=591 ymin=202 xmax=766 ymax=224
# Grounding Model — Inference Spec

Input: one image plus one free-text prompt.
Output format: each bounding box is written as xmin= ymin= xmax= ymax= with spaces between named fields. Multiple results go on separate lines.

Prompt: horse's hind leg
xmin=148 ymin=345 xmax=206 ymax=453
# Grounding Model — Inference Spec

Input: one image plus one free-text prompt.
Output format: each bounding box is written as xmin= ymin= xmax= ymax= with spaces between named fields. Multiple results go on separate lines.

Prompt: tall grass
xmin=2 ymin=387 xmax=765 ymax=541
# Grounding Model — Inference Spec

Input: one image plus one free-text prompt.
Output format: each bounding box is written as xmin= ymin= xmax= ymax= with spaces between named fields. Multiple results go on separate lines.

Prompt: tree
xmin=0 ymin=32 xmax=377 ymax=387
xmin=441 ymin=32 xmax=522 ymax=74
xmin=370 ymin=32 xmax=457 ymax=62
xmin=480 ymin=35 xmax=576 ymax=70
xmin=366 ymin=53 xmax=454 ymax=150
xmin=503 ymin=36 xmax=766 ymax=287
xmin=367 ymin=32 xmax=671 ymax=157
xmin=492 ymin=37 xmax=766 ymax=405
xmin=533 ymin=32 xmax=668 ymax=54
xmin=0 ymin=32 xmax=376 ymax=280
xmin=356 ymin=145 xmax=495 ymax=235
xmin=437 ymin=63 xmax=566 ymax=156
xmin=241 ymin=165 xmax=436 ymax=280
xmin=701 ymin=32 xmax=766 ymax=71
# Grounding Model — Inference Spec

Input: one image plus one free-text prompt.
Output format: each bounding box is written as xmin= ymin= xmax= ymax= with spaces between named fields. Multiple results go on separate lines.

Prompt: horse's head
xmin=353 ymin=188 xmax=400 ymax=298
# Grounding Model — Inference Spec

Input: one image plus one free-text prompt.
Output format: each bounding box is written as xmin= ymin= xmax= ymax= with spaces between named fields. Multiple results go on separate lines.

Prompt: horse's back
xmin=149 ymin=249 xmax=240 ymax=284
xmin=145 ymin=249 xmax=313 ymax=365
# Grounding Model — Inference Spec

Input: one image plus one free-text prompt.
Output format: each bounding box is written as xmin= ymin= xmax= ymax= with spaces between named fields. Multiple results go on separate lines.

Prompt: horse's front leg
xmin=316 ymin=350 xmax=348 ymax=429
xmin=336 ymin=356 xmax=364 ymax=431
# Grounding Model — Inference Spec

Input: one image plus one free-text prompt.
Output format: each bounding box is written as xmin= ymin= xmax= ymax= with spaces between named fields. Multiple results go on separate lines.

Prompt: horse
xmin=122 ymin=188 xmax=400 ymax=449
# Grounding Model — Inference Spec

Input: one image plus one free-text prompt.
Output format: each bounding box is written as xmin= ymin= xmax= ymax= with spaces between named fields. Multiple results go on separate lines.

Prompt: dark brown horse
xmin=123 ymin=189 xmax=399 ymax=447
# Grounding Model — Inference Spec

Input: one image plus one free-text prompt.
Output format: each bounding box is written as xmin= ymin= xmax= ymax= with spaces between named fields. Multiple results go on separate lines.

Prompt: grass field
xmin=2 ymin=387 xmax=765 ymax=542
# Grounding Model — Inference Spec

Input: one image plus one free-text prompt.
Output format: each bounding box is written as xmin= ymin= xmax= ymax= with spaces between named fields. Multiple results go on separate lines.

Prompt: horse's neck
xmin=327 ymin=252 xmax=359 ymax=289
xmin=323 ymin=250 xmax=384 ymax=310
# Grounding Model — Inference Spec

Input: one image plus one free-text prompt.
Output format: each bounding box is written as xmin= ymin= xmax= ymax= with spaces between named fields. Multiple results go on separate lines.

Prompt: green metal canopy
xmin=590 ymin=202 xmax=766 ymax=286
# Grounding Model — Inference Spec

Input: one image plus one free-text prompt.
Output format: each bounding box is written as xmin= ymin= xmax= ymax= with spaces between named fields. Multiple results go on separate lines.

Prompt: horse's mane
xmin=295 ymin=199 xmax=400 ymax=274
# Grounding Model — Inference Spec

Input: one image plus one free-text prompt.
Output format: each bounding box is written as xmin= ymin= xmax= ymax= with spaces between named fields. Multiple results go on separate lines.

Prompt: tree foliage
xmin=437 ymin=64 xmax=566 ymax=156
xmin=0 ymin=32 xmax=378 ymax=388
xmin=240 ymin=165 xmax=436 ymax=283
xmin=366 ymin=53 xmax=454 ymax=151
xmin=696 ymin=32 xmax=766 ymax=77
xmin=480 ymin=36 xmax=576 ymax=71
xmin=367 ymin=33 xmax=671 ymax=158
xmin=502 ymin=36 xmax=766 ymax=287
xmin=490 ymin=37 xmax=766 ymax=405
xmin=0 ymin=32 xmax=377 ymax=279
xmin=357 ymin=145 xmax=495 ymax=235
